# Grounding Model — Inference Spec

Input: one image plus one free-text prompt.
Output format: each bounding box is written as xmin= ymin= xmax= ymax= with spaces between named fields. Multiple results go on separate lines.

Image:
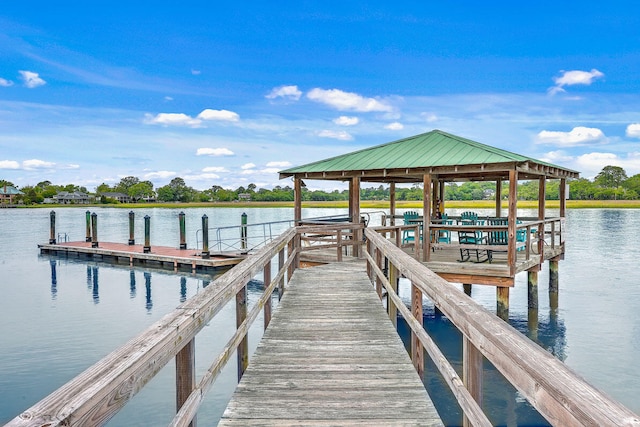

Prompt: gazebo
xmin=280 ymin=129 xmax=579 ymax=316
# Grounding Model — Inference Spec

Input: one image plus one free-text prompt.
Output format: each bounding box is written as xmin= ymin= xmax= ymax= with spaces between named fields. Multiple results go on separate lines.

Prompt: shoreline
xmin=12 ymin=199 xmax=640 ymax=209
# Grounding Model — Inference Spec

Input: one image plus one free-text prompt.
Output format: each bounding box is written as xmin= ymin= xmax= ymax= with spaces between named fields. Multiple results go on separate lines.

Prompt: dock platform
xmin=38 ymin=241 xmax=245 ymax=272
xmin=218 ymin=262 xmax=443 ymax=426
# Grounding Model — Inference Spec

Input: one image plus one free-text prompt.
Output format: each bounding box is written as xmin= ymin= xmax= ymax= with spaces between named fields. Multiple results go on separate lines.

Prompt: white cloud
xmin=19 ymin=70 xmax=46 ymax=88
xmin=333 ymin=116 xmax=359 ymax=126
xmin=307 ymin=88 xmax=393 ymax=112
xmin=317 ymin=129 xmax=353 ymax=140
xmin=202 ymin=166 xmax=228 ymax=173
xmin=540 ymin=150 xmax=574 ymax=164
xmin=384 ymin=122 xmax=404 ymax=130
xmin=626 ymin=123 xmax=640 ymax=138
xmin=0 ymin=78 xmax=13 ymax=87
xmin=61 ymin=164 xmax=80 ymax=169
xmin=266 ymin=85 xmax=302 ymax=101
xmin=0 ymin=160 xmax=20 ymax=169
xmin=144 ymin=171 xmax=176 ymax=180
xmin=22 ymin=159 xmax=55 ymax=169
xmin=241 ymin=163 xmax=256 ymax=170
xmin=145 ymin=113 xmax=201 ymax=127
xmin=196 ymin=147 xmax=235 ymax=156
xmin=191 ymin=69 xmax=201 ymax=75
xmin=421 ymin=112 xmax=438 ymax=122
xmin=266 ymin=161 xmax=292 ymax=168
xmin=164 ymin=96 xmax=173 ymax=101
xmin=185 ymin=172 xmax=220 ymax=181
xmin=549 ymin=69 xmax=604 ymax=94
xmin=196 ymin=109 xmax=239 ymax=122
xmin=536 ymin=126 xmax=605 ymax=146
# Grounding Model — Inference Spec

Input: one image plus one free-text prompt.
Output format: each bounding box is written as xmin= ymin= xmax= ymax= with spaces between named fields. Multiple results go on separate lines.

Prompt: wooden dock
xmin=38 ymin=241 xmax=244 ymax=272
xmin=218 ymin=262 xmax=443 ymax=426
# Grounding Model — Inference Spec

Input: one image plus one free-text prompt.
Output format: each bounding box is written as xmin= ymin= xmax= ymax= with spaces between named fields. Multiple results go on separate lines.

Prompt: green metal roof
xmin=0 ymin=185 xmax=23 ymax=195
xmin=280 ymin=129 xmax=579 ymax=180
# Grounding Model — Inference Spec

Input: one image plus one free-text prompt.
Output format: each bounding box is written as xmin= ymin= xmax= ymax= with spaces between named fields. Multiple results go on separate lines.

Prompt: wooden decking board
xmin=218 ymin=262 xmax=443 ymax=426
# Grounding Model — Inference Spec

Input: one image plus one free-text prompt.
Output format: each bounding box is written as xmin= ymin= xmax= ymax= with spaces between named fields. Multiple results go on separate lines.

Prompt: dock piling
xmin=91 ymin=212 xmax=98 ymax=248
xmin=143 ymin=215 xmax=151 ymax=253
xmin=201 ymin=215 xmax=210 ymax=259
xmin=128 ymin=211 xmax=135 ymax=245
xmin=179 ymin=211 xmax=187 ymax=249
xmin=49 ymin=210 xmax=56 ymax=244
xmin=85 ymin=210 xmax=91 ymax=242
xmin=240 ymin=212 xmax=247 ymax=252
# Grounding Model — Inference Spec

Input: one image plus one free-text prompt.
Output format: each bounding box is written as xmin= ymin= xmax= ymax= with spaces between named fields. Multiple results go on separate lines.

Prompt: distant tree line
xmin=1 ymin=165 xmax=637 ymax=205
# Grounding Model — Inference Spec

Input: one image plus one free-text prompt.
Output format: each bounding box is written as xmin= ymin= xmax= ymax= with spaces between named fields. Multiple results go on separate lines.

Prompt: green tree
xmin=595 ymin=165 xmax=627 ymax=189
xmin=128 ymin=181 xmax=154 ymax=202
xmin=115 ymin=176 xmax=140 ymax=194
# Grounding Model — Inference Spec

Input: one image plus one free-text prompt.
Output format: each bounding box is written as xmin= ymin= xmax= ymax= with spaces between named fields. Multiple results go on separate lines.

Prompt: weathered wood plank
xmin=218 ymin=262 xmax=442 ymax=426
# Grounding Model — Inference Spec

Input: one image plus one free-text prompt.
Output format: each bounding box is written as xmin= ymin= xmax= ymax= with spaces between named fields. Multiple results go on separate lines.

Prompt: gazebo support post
xmin=538 ymin=177 xmax=546 ymax=261
xmin=349 ymin=177 xmax=361 ymax=257
xmin=495 ymin=180 xmax=502 ymax=217
xmin=422 ymin=173 xmax=432 ymax=262
xmin=294 ymin=178 xmax=302 ymax=224
xmin=389 ymin=182 xmax=396 ymax=228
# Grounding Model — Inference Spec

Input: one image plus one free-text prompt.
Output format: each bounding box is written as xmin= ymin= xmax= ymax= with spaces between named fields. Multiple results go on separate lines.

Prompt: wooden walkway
xmin=218 ymin=262 xmax=443 ymax=426
xmin=39 ymin=241 xmax=244 ymax=271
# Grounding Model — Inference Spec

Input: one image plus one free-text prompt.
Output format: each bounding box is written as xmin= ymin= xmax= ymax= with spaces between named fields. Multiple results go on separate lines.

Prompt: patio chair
xmin=402 ymin=211 xmax=420 ymax=245
xmin=460 ymin=211 xmax=479 ymax=225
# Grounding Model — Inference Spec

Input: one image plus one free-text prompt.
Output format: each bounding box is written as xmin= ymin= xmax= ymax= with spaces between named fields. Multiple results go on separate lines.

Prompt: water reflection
xmin=92 ymin=266 xmax=99 ymax=304
xmin=130 ymin=270 xmax=136 ymax=299
xmin=396 ymin=294 xmax=566 ymax=426
xmin=49 ymin=260 xmax=57 ymax=299
xmin=144 ymin=272 xmax=152 ymax=313
xmin=180 ymin=277 xmax=187 ymax=303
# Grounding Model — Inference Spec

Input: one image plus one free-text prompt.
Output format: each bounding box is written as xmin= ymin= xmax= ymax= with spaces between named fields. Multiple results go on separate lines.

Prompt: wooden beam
xmin=389 ymin=182 xmax=396 ymax=227
xmin=559 ymin=178 xmax=567 ymax=218
xmin=463 ymin=337 xmax=483 ymax=427
xmin=411 ymin=282 xmax=424 ymax=380
xmin=538 ymin=177 xmax=546 ymax=261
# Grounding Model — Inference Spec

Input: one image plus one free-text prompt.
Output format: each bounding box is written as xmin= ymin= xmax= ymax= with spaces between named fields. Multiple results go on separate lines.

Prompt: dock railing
xmin=364 ymin=227 xmax=640 ymax=427
xmin=7 ymin=223 xmax=362 ymax=427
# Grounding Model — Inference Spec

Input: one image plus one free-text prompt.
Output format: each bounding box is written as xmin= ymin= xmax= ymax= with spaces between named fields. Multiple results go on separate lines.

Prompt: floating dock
xmin=38 ymin=241 xmax=245 ymax=272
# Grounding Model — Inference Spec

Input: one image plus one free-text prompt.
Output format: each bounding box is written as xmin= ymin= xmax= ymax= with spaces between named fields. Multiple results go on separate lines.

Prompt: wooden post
xmin=143 ymin=215 xmax=151 ymax=253
xmin=350 ymin=177 xmax=361 ymax=258
xmin=411 ymin=281 xmax=424 ymax=379
xmin=236 ymin=284 xmax=248 ymax=381
xmin=176 ymin=339 xmax=196 ymax=427
xmin=337 ymin=229 xmax=343 ymax=262
xmin=463 ymin=283 xmax=472 ymax=296
xmin=375 ymin=247 xmax=383 ymax=298
xmin=91 ymin=212 xmax=98 ymax=248
xmin=507 ymin=170 xmax=518 ymax=275
xmin=264 ymin=261 xmax=272 ymax=329
xmin=390 ymin=182 xmax=396 ymax=231
xmin=287 ymin=239 xmax=294 ymax=281
xmin=463 ymin=337 xmax=483 ymax=427
xmin=49 ymin=210 xmax=56 ymax=244
xmin=538 ymin=177 xmax=546 ymax=260
xmin=559 ymin=178 xmax=567 ymax=218
xmin=294 ymin=177 xmax=302 ymax=224
xmin=423 ymin=173 xmax=432 ymax=261
xmin=549 ymin=259 xmax=559 ymax=293
xmin=388 ymin=261 xmax=398 ymax=328
xmin=85 ymin=210 xmax=92 ymax=242
xmin=179 ymin=211 xmax=187 ymax=249
xmin=496 ymin=286 xmax=509 ymax=321
xmin=201 ymin=215 xmax=210 ymax=259
xmin=495 ymin=180 xmax=502 ymax=217
xmin=439 ymin=180 xmax=445 ymax=215
xmin=127 ymin=211 xmax=135 ymax=246
xmin=240 ymin=212 xmax=248 ymax=252
xmin=278 ymin=247 xmax=285 ymax=300
xmin=528 ymin=270 xmax=539 ymax=340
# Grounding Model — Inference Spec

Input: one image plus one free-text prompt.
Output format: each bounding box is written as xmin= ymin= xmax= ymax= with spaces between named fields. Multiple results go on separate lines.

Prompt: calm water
xmin=0 ymin=207 xmax=638 ymax=426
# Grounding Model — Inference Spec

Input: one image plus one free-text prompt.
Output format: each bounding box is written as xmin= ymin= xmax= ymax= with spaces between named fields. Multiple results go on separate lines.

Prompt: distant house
xmin=99 ymin=192 xmax=130 ymax=203
xmin=0 ymin=185 xmax=23 ymax=206
xmin=238 ymin=193 xmax=252 ymax=201
xmin=54 ymin=191 xmax=91 ymax=204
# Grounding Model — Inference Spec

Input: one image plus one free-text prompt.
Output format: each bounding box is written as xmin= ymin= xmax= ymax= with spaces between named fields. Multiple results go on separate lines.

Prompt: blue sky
xmin=1 ymin=2 xmax=640 ymax=191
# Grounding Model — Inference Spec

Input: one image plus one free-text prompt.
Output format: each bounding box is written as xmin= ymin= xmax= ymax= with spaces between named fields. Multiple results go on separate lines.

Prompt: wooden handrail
xmin=364 ymin=228 xmax=640 ymax=427
xmin=8 ymin=223 xmax=366 ymax=427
